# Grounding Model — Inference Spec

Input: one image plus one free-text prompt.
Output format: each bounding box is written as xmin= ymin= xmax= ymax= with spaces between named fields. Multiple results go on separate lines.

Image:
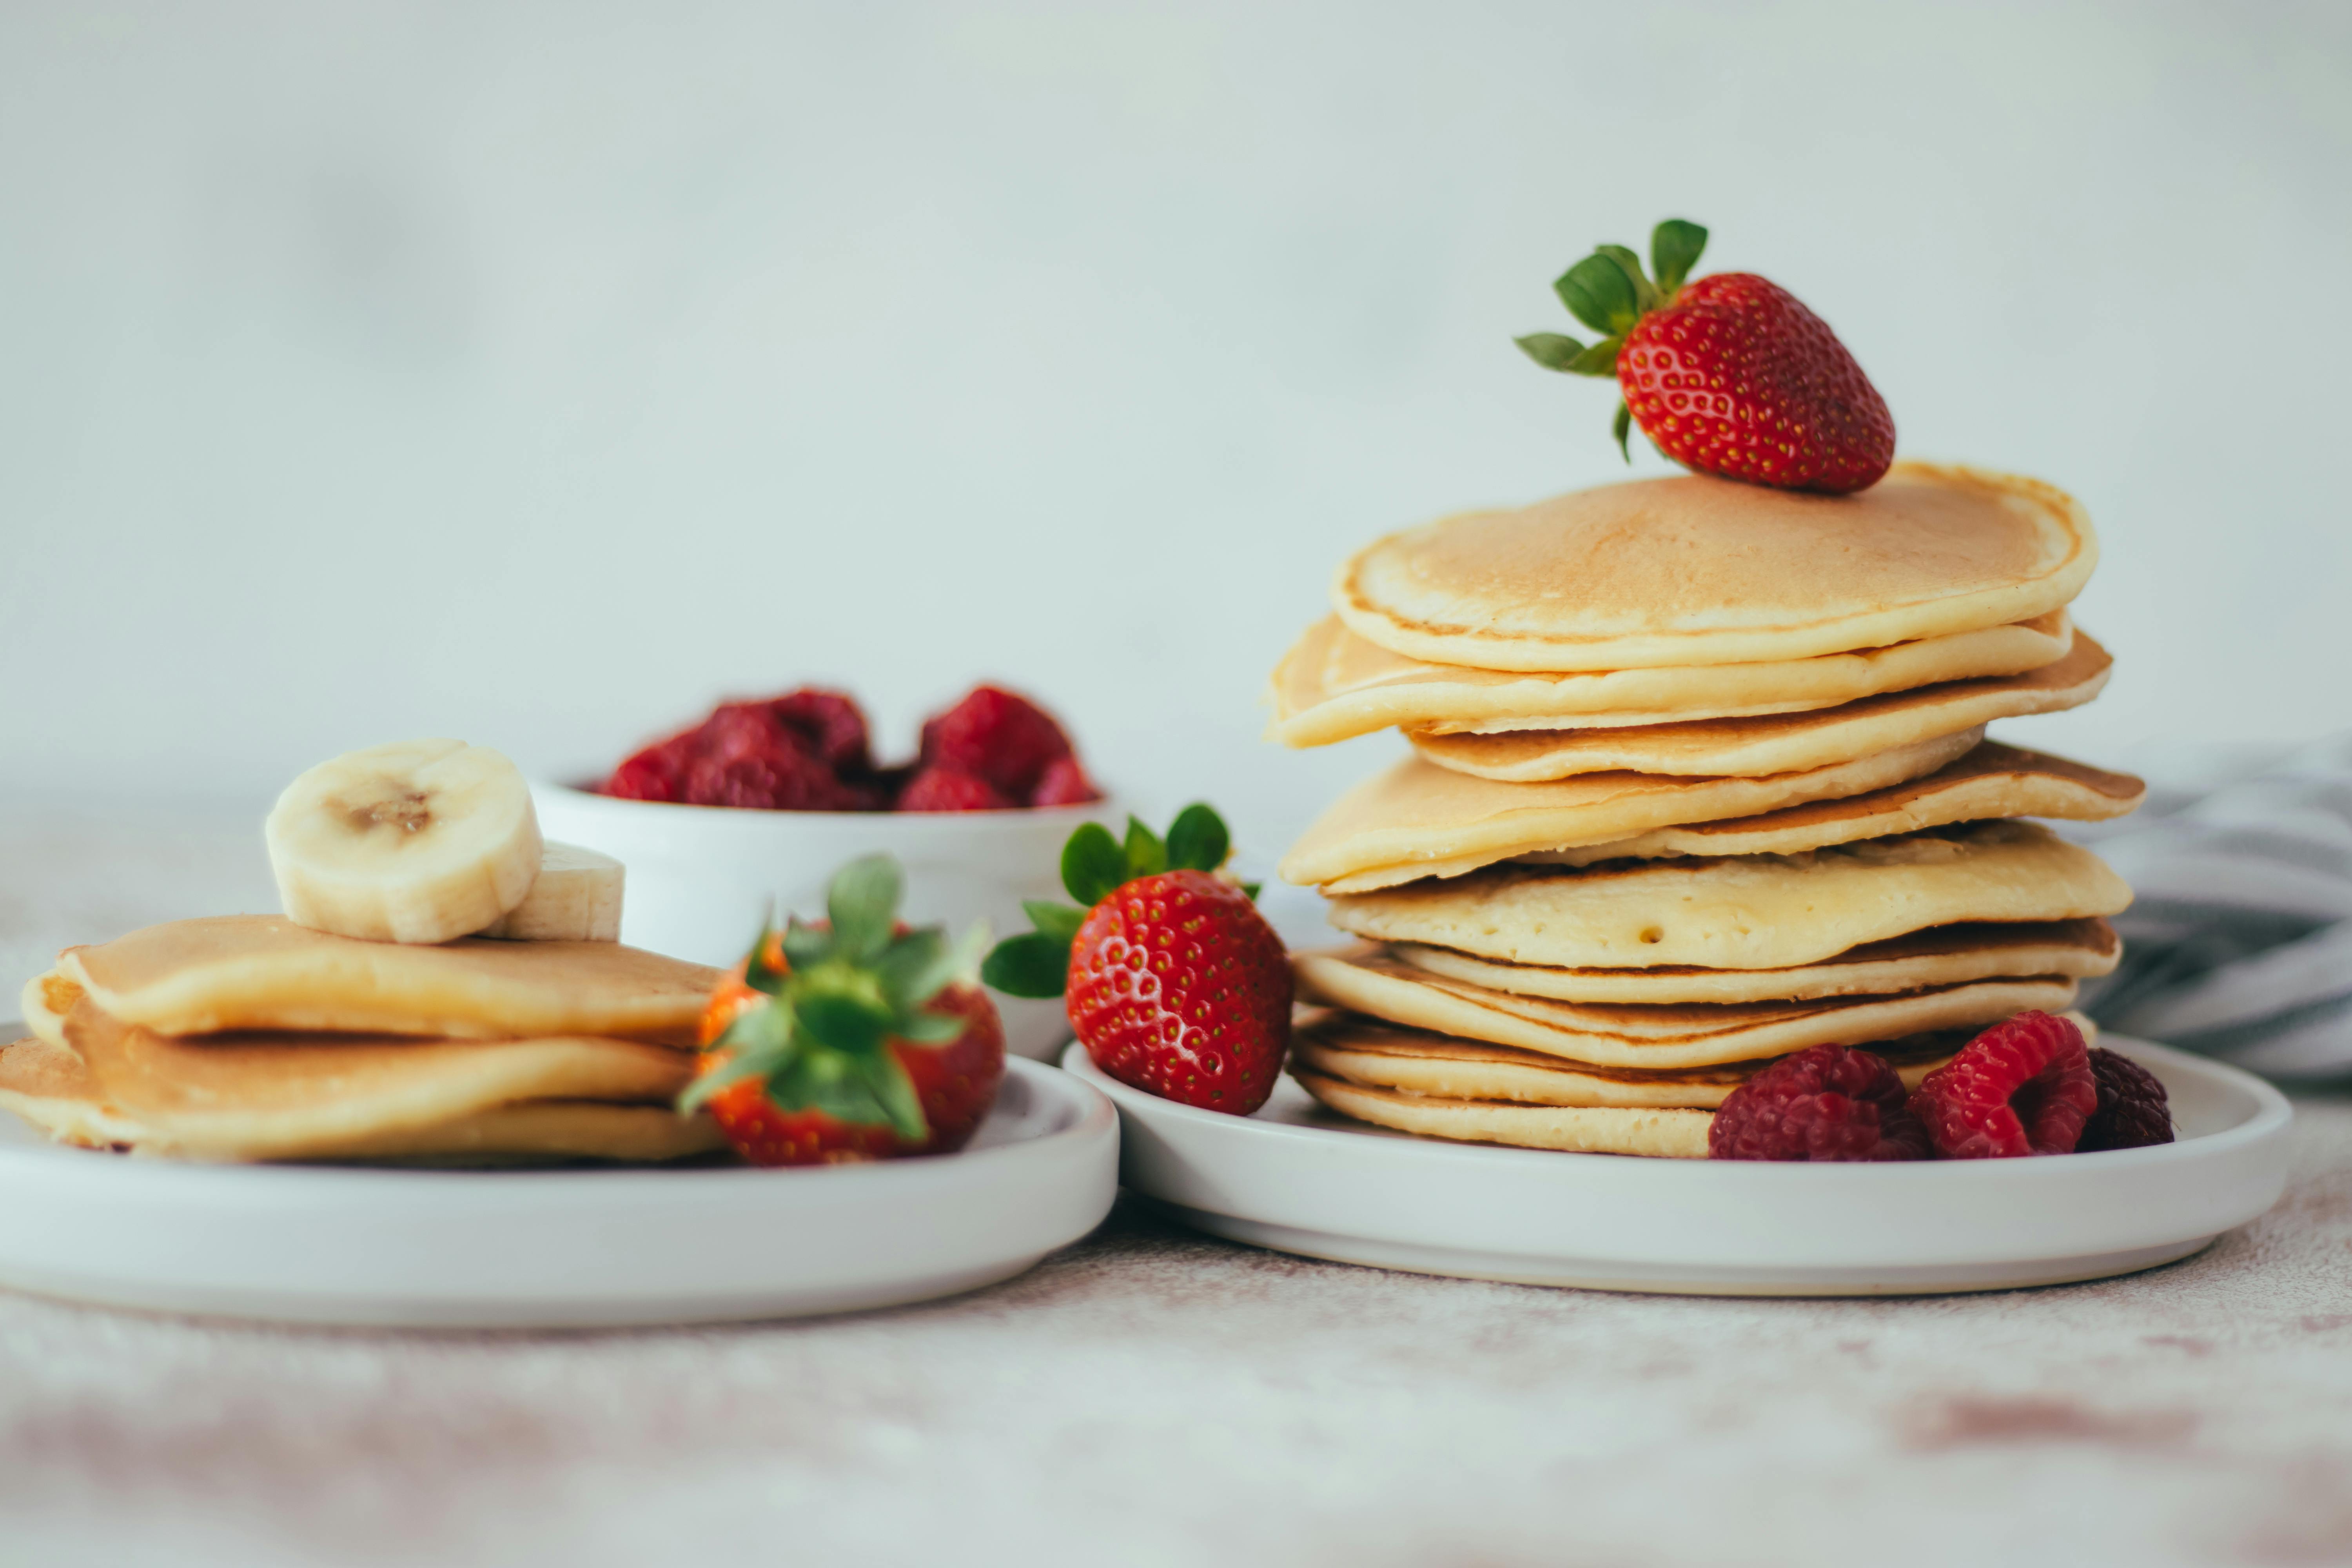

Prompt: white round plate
xmin=0 ymin=1058 xmax=1117 ymax=1328
xmin=1065 ymin=1038 xmax=2293 ymax=1296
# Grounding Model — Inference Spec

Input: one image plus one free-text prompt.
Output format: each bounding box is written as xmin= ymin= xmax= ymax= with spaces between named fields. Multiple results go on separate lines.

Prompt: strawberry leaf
xmin=856 ymin=1051 xmax=928 ymax=1143
xmin=1593 ymin=245 xmax=1659 ymax=312
xmin=1061 ymin=822 xmax=1127 ymax=906
xmin=871 ymin=927 xmax=948 ymax=1012
xmin=1514 ymin=331 xmax=1587 ymax=371
xmin=1651 ymin=219 xmax=1707 ymax=293
xmin=1557 ymin=254 xmax=1640 ymax=336
xmin=1123 ymin=817 xmax=1167 ymax=880
xmin=1021 ymin=899 xmax=1086 ymax=944
xmin=780 ymin=917 xmax=831 ymax=972
xmin=1567 ymin=336 xmax=1622 ymax=376
xmin=795 ymin=988 xmax=894 ymax=1055
xmin=1166 ymin=802 xmax=1229 ymax=873
xmin=826 ymin=854 xmax=899 ymax=962
xmin=982 ymin=930 xmax=1073 ymax=998
xmin=1241 ymin=881 xmax=1262 ymax=901
xmin=1613 ymin=401 xmax=1633 ymax=463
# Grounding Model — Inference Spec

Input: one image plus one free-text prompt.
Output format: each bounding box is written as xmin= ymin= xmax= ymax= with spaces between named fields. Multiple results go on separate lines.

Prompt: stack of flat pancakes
xmin=1 ymin=916 xmax=726 ymax=1164
xmin=1269 ymin=461 xmax=2145 ymax=1159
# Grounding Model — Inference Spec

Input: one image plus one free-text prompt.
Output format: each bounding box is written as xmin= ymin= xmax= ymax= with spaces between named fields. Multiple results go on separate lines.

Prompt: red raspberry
xmin=602 ymin=730 xmax=697 ymax=801
xmin=896 ymin=766 xmax=1012 ymax=813
xmin=764 ymin=689 xmax=873 ymax=775
xmin=919 ymin=686 xmax=1074 ymax=799
xmin=2075 ymin=1047 xmax=2175 ymax=1152
xmin=1907 ymin=1011 xmax=2098 ymax=1159
xmin=1029 ymin=756 xmax=1101 ymax=808
xmin=680 ymin=745 xmax=863 ymax=811
xmin=1708 ymin=1044 xmax=1930 ymax=1161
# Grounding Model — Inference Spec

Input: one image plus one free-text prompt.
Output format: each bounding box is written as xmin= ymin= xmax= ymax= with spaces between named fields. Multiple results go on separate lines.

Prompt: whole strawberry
xmin=984 ymin=804 xmax=1290 ymax=1114
xmin=681 ymin=854 xmax=1003 ymax=1165
xmin=1517 ymin=219 xmax=1895 ymax=494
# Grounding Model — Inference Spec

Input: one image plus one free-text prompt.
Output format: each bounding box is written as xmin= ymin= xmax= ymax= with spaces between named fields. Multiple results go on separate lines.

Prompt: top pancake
xmin=62 ymin=915 xmax=719 ymax=1044
xmin=1266 ymin=611 xmax=2073 ymax=748
xmin=1333 ymin=461 xmax=2097 ymax=671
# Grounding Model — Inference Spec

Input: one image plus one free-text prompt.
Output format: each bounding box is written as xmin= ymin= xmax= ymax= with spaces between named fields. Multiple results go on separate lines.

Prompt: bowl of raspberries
xmin=536 ymin=684 xmax=1116 ymax=1060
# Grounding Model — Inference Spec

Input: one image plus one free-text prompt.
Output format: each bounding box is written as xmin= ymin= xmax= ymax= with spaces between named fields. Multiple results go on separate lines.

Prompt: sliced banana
xmin=267 ymin=739 xmax=543 ymax=945
xmin=477 ymin=842 xmax=624 ymax=942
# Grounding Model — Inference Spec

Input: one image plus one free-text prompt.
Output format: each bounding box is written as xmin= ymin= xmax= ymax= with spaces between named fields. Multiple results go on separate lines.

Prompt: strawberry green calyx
xmin=982 ymin=803 xmax=1257 ymax=999
xmin=679 ymin=854 xmax=987 ymax=1140
xmin=1515 ymin=217 xmax=1708 ymax=461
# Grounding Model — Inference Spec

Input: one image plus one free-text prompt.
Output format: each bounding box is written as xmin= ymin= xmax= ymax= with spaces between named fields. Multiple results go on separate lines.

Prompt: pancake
xmin=1333 ymin=462 xmax=2097 ymax=672
xmin=19 ymin=969 xmax=80 ymax=1049
xmin=1390 ymin=917 xmax=2120 ymax=1004
xmin=0 ymin=1036 xmax=145 ymax=1148
xmin=62 ymin=915 xmax=719 ymax=1044
xmin=1293 ymin=1009 xmax=2103 ymax=1156
xmin=59 ymin=997 xmax=699 ymax=1162
xmin=1325 ymin=820 xmax=2131 ymax=973
xmin=1292 ymin=1069 xmax=1713 ymax=1158
xmin=1266 ymin=611 xmax=2073 ymax=748
xmin=1409 ymin=631 xmax=2111 ymax=781
xmin=1519 ymin=742 xmax=2145 ymax=866
xmin=1294 ymin=1011 xmax=1962 ymax=1109
xmin=1281 ymin=729 xmax=1981 ymax=894
xmin=1292 ymin=947 xmax=2077 ymax=1068
xmin=0 ymin=1035 xmax=719 ymax=1163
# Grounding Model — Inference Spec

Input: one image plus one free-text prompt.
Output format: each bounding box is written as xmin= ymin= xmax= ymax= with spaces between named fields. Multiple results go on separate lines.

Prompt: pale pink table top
xmin=4 ymin=799 xmax=2348 ymax=1568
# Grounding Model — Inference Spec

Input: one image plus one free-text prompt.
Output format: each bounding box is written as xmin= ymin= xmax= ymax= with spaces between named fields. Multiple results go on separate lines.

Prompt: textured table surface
xmin=3 ymin=801 xmax=2349 ymax=1568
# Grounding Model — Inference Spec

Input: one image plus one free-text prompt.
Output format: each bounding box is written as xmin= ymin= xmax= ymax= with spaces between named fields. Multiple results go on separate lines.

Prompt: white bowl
xmin=534 ymin=782 xmax=1120 ymax=1061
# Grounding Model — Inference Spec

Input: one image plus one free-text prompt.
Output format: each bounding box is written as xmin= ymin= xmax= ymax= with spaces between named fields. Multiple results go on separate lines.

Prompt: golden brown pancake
xmin=1266 ymin=611 xmax=2073 ymax=748
xmin=1292 ymin=947 xmax=2077 ymax=1069
xmin=1333 ymin=462 xmax=2097 ymax=671
xmin=1408 ymin=631 xmax=2111 ymax=781
xmin=1518 ymin=742 xmax=2145 ymax=866
xmin=1325 ymin=820 xmax=2131 ymax=973
xmin=1281 ymin=730 xmax=1981 ymax=894
xmin=1388 ymin=917 xmax=2119 ymax=1004
xmin=63 ymin=915 xmax=718 ymax=1044
xmin=1291 ymin=1069 xmax=1715 ymax=1158
xmin=0 ymin=1034 xmax=719 ymax=1163
xmin=60 ymin=997 xmax=699 ymax=1162
xmin=1294 ymin=1010 xmax=1960 ymax=1109
xmin=19 ymin=970 xmax=81 ymax=1049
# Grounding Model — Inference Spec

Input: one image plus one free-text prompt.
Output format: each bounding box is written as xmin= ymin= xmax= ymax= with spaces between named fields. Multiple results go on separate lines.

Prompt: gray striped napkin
xmin=2056 ymin=734 xmax=2352 ymax=1080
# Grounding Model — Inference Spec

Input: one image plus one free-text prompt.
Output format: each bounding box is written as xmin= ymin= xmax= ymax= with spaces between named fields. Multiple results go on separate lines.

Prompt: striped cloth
xmin=2058 ymin=734 xmax=2352 ymax=1080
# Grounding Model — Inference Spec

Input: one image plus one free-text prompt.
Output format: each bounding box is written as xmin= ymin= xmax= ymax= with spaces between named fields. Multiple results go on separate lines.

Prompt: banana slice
xmin=477 ymin=842 xmax=624 ymax=942
xmin=267 ymin=740 xmax=543 ymax=945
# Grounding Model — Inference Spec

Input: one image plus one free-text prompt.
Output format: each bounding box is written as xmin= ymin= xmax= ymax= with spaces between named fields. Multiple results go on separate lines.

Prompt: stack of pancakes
xmin=1269 ymin=461 xmax=2144 ymax=1159
xmin=2 ymin=916 xmax=725 ymax=1164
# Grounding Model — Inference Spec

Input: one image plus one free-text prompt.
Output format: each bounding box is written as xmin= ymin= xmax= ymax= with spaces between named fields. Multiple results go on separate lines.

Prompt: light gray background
xmin=4 ymin=0 xmax=2347 ymax=855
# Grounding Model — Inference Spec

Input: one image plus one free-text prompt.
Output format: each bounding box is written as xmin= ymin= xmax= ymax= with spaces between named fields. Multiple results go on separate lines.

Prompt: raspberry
xmin=1708 ymin=1044 xmax=1930 ymax=1161
xmin=602 ymin=731 xmax=697 ymax=801
xmin=764 ymin=689 xmax=872 ymax=775
xmin=1906 ymin=1011 xmax=2098 ymax=1159
xmin=919 ymin=686 xmax=1073 ymax=799
xmin=1029 ymin=755 xmax=1100 ymax=807
xmin=896 ymin=766 xmax=1012 ymax=813
xmin=680 ymin=745 xmax=863 ymax=810
xmin=2075 ymin=1047 xmax=2174 ymax=1152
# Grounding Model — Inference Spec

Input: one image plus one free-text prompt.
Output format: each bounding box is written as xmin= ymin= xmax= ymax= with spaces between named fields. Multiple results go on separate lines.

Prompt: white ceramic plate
xmin=0 ymin=1057 xmax=1117 ymax=1328
xmin=1066 ymin=1038 xmax=2293 ymax=1296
